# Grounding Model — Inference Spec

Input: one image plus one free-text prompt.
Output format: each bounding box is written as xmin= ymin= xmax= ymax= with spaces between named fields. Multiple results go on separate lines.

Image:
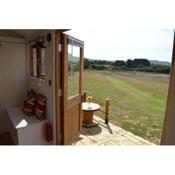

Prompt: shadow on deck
xmin=73 ymin=116 xmax=155 ymax=145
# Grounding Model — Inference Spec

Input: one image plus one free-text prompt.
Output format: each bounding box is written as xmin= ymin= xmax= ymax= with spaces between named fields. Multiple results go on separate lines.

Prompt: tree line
xmin=84 ymin=58 xmax=170 ymax=74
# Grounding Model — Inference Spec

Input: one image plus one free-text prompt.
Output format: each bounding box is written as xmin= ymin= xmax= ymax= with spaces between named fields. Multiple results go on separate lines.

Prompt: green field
xmin=83 ymin=70 xmax=170 ymax=144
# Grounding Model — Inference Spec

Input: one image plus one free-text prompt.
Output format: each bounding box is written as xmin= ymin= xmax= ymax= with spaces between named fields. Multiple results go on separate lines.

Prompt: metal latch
xmin=58 ymin=89 xmax=62 ymax=97
xmin=81 ymin=94 xmax=84 ymax=102
xmin=58 ymin=44 xmax=62 ymax=52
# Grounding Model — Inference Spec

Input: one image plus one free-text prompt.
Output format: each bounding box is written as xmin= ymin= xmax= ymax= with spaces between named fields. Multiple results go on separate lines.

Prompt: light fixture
xmin=32 ymin=41 xmax=46 ymax=48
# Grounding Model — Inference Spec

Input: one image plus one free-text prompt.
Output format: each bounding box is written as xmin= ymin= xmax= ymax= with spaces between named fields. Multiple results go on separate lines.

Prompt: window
xmin=67 ymin=43 xmax=80 ymax=98
xmin=30 ymin=42 xmax=46 ymax=79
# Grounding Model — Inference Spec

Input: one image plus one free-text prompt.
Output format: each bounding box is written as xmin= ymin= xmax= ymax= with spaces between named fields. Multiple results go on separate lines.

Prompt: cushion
xmin=35 ymin=94 xmax=47 ymax=119
xmin=23 ymin=89 xmax=36 ymax=116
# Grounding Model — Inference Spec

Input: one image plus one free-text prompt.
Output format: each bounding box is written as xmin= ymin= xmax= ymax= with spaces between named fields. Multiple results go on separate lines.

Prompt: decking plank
xmin=73 ymin=116 xmax=155 ymax=145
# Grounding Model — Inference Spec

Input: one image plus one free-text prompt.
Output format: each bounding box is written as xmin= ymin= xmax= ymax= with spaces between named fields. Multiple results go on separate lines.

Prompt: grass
xmin=83 ymin=70 xmax=170 ymax=144
xmin=68 ymin=72 xmax=79 ymax=97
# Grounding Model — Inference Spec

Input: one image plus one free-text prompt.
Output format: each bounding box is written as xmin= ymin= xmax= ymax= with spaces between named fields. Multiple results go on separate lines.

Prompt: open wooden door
xmin=62 ymin=34 xmax=84 ymax=145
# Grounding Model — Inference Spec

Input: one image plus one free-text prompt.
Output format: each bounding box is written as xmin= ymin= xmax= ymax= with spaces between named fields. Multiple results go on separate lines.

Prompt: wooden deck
xmin=73 ymin=116 xmax=155 ymax=145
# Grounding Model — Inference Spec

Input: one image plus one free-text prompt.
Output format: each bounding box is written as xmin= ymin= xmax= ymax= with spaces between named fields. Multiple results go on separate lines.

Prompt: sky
xmin=66 ymin=29 xmax=174 ymax=62
xmin=1 ymin=0 xmax=174 ymax=62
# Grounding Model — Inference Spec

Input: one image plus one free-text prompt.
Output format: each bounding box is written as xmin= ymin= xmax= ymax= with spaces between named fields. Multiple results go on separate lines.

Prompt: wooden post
xmin=105 ymin=99 xmax=110 ymax=124
xmin=83 ymin=91 xmax=87 ymax=102
xmin=161 ymin=30 xmax=175 ymax=144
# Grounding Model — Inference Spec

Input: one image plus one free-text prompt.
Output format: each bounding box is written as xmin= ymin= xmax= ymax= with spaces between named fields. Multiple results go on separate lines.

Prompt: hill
xmin=145 ymin=60 xmax=170 ymax=66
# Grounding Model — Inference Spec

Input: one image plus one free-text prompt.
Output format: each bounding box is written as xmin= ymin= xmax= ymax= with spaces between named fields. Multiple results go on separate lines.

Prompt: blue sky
xmin=66 ymin=29 xmax=174 ymax=62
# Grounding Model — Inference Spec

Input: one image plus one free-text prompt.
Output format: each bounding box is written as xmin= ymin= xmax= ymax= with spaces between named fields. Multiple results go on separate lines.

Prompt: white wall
xmin=0 ymin=41 xmax=27 ymax=132
xmin=27 ymin=31 xmax=56 ymax=144
xmin=0 ymin=31 xmax=57 ymax=145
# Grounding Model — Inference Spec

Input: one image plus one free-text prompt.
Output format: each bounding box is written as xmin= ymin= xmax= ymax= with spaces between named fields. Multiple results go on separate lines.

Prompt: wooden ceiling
xmin=0 ymin=29 xmax=70 ymax=39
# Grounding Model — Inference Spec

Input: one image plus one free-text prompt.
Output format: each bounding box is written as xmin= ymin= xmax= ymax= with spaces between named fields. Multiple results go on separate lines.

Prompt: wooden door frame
xmin=62 ymin=34 xmax=68 ymax=144
xmin=55 ymin=31 xmax=64 ymax=145
xmin=79 ymin=43 xmax=84 ymax=130
xmin=161 ymin=30 xmax=175 ymax=145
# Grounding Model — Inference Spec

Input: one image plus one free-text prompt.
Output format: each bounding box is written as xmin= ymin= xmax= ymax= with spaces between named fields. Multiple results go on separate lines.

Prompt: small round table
xmin=82 ymin=102 xmax=100 ymax=127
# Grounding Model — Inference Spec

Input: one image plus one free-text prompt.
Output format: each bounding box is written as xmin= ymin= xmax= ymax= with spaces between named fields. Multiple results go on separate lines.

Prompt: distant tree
xmin=92 ymin=60 xmax=112 ymax=65
xmin=98 ymin=60 xmax=105 ymax=65
xmin=113 ymin=60 xmax=126 ymax=67
xmin=133 ymin=59 xmax=151 ymax=67
xmin=126 ymin=59 xmax=134 ymax=68
xmin=84 ymin=59 xmax=91 ymax=69
xmin=91 ymin=65 xmax=106 ymax=70
xmin=151 ymin=64 xmax=170 ymax=74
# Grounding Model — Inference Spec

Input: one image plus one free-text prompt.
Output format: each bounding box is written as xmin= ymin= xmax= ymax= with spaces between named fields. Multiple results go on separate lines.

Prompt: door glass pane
xmin=68 ymin=42 xmax=80 ymax=98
